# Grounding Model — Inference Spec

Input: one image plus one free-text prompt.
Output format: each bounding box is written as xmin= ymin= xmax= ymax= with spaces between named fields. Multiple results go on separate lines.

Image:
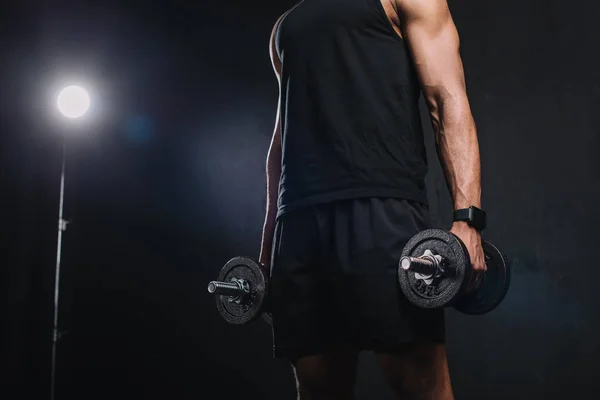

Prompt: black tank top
xmin=275 ymin=0 xmax=428 ymax=218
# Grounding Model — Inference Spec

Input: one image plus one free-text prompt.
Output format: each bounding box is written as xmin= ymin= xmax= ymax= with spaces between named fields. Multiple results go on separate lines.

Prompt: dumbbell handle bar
xmin=400 ymin=253 xmax=444 ymax=276
xmin=207 ymin=279 xmax=249 ymax=298
xmin=208 ymin=252 xmax=442 ymax=297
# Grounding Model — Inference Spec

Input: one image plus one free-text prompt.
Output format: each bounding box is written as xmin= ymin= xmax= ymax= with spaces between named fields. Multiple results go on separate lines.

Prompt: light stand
xmin=50 ymin=140 xmax=67 ymax=400
xmin=51 ymin=84 xmax=90 ymax=400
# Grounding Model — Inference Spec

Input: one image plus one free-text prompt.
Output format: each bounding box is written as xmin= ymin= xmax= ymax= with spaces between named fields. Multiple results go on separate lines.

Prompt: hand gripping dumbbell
xmin=398 ymin=229 xmax=511 ymax=315
xmin=207 ymin=256 xmax=272 ymax=325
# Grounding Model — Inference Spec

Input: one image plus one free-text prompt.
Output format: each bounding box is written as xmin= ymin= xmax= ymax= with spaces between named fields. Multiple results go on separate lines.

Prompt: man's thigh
xmin=326 ymin=198 xmax=445 ymax=350
xmin=270 ymin=205 xmax=341 ymax=359
xmin=377 ymin=341 xmax=454 ymax=400
xmin=293 ymin=346 xmax=359 ymax=400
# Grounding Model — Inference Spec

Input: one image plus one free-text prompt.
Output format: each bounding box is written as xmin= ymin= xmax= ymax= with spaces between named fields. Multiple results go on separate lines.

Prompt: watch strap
xmin=453 ymin=206 xmax=487 ymax=231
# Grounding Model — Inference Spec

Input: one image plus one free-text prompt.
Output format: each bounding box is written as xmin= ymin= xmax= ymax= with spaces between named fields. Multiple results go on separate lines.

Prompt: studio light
xmin=51 ymin=84 xmax=92 ymax=400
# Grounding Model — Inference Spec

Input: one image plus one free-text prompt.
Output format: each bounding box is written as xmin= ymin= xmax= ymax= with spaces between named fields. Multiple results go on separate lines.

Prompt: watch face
xmin=470 ymin=207 xmax=486 ymax=230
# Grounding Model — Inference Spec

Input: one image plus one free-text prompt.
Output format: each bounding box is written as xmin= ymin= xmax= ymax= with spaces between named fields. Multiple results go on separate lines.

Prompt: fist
xmin=450 ymin=221 xmax=486 ymax=290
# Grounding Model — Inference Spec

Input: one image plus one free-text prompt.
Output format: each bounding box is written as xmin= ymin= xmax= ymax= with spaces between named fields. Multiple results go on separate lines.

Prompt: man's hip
xmin=269 ymin=197 xmax=446 ymax=360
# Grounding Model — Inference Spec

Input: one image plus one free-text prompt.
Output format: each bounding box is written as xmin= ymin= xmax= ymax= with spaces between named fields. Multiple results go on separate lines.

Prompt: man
xmin=259 ymin=0 xmax=486 ymax=398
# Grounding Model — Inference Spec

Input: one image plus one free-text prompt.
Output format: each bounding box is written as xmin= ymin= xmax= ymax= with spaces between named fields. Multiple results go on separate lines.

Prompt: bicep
xmin=399 ymin=0 xmax=467 ymax=106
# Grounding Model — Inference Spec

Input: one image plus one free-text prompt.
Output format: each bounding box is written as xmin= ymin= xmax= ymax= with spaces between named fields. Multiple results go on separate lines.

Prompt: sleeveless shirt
xmin=275 ymin=0 xmax=428 ymax=218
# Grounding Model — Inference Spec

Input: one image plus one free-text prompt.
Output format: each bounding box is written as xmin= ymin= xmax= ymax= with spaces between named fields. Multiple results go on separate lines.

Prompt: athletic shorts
xmin=269 ymin=197 xmax=446 ymax=360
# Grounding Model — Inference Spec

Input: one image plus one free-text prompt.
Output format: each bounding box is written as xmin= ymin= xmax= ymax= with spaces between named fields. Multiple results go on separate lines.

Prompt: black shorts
xmin=269 ymin=197 xmax=445 ymax=360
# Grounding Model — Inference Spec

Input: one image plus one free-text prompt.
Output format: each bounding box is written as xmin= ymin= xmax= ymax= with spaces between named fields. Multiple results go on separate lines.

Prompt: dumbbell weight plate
xmin=215 ymin=257 xmax=268 ymax=324
xmin=452 ymin=241 xmax=510 ymax=315
xmin=398 ymin=229 xmax=470 ymax=309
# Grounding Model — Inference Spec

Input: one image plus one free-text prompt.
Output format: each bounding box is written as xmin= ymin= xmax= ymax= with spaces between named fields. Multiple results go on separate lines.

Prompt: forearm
xmin=259 ymin=143 xmax=281 ymax=265
xmin=433 ymin=98 xmax=481 ymax=210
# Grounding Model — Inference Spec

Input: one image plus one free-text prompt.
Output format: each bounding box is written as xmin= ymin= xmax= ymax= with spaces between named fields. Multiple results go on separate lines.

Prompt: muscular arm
xmin=396 ymin=0 xmax=486 ymax=275
xmin=396 ymin=0 xmax=481 ymax=210
xmin=259 ymin=20 xmax=283 ymax=267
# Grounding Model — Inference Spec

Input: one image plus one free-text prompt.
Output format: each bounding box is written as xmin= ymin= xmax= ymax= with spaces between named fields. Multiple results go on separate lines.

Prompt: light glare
xmin=57 ymin=86 xmax=90 ymax=119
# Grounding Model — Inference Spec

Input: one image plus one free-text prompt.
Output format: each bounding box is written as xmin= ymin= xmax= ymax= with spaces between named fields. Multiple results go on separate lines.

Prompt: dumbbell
xmin=209 ymin=229 xmax=510 ymax=323
xmin=207 ymin=256 xmax=272 ymax=325
xmin=398 ymin=229 xmax=511 ymax=315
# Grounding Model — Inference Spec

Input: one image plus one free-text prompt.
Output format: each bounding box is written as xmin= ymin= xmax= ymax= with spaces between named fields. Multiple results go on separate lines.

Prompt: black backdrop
xmin=1 ymin=1 xmax=599 ymax=399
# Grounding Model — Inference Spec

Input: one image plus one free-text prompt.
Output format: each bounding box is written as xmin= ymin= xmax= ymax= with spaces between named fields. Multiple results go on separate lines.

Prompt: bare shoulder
xmin=270 ymin=13 xmax=285 ymax=42
xmin=269 ymin=14 xmax=285 ymax=76
xmin=394 ymin=0 xmax=450 ymax=20
xmin=393 ymin=0 xmax=454 ymax=43
xmin=381 ymin=0 xmax=450 ymax=38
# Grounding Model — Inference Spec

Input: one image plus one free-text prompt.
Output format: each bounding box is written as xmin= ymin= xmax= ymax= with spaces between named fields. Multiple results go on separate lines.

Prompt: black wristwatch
xmin=453 ymin=206 xmax=487 ymax=231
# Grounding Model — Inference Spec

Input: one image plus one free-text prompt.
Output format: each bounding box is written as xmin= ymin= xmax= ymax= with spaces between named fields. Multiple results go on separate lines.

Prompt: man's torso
xmin=274 ymin=0 xmax=429 ymax=219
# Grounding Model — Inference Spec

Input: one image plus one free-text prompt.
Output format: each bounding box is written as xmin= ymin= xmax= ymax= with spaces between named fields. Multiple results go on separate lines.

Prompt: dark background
xmin=1 ymin=0 xmax=599 ymax=399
